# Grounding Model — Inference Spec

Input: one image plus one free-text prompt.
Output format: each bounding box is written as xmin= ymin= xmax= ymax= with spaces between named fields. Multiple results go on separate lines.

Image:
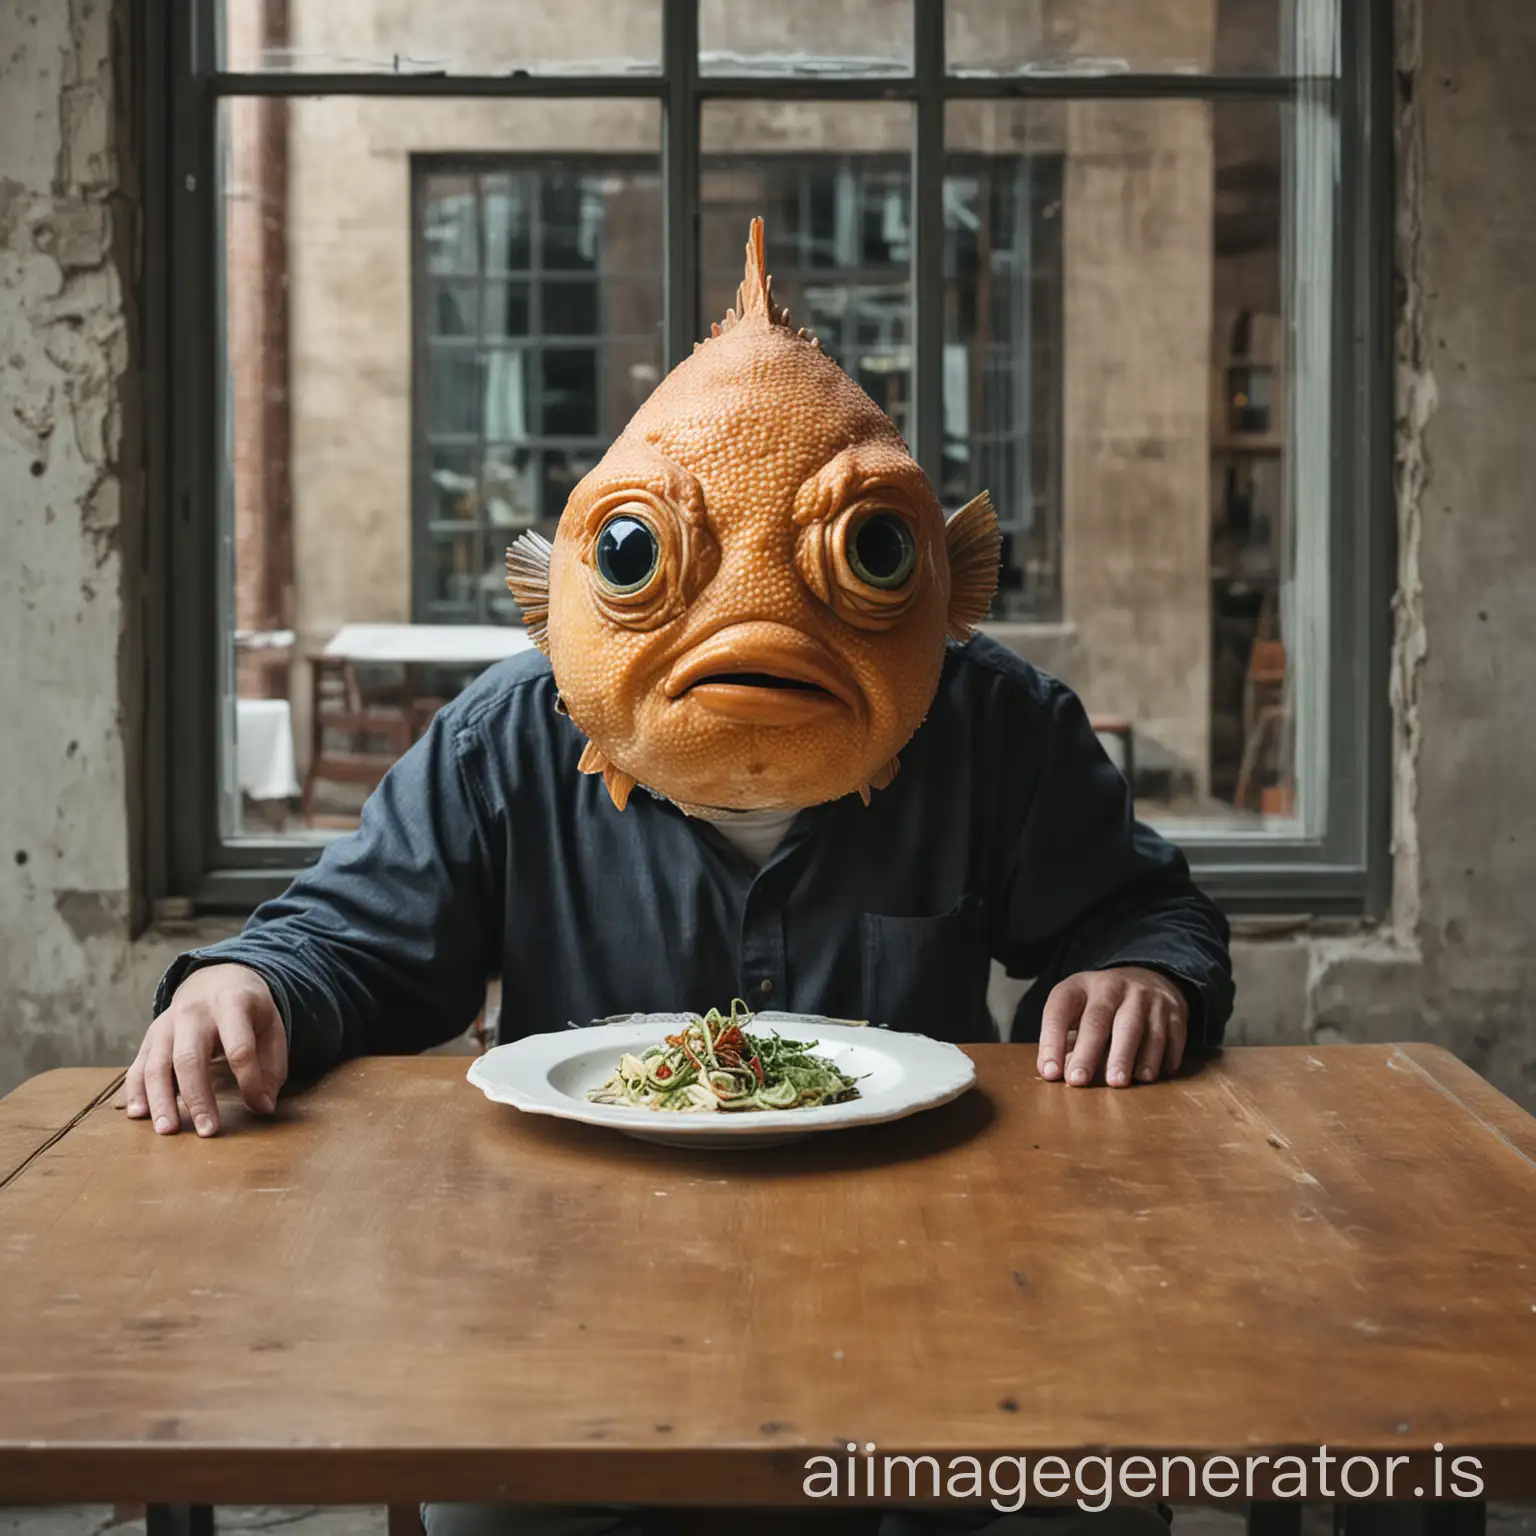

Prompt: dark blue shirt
xmin=155 ymin=636 xmax=1233 ymax=1075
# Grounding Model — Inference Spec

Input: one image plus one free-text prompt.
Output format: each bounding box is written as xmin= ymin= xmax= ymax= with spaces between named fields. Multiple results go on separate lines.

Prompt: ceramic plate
xmin=466 ymin=1012 xmax=977 ymax=1148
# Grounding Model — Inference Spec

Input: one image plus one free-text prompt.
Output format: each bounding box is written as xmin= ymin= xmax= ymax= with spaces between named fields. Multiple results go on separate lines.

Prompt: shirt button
xmin=757 ymin=978 xmax=774 ymax=997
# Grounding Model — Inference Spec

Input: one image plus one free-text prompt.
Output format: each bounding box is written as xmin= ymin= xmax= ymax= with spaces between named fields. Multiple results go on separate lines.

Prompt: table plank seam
xmin=1389 ymin=1046 xmax=1536 ymax=1176
xmin=0 ymin=1069 xmax=126 ymax=1191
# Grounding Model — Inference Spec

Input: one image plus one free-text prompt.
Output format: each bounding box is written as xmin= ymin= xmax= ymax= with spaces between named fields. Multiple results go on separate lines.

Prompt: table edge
xmin=1391 ymin=1042 xmax=1536 ymax=1168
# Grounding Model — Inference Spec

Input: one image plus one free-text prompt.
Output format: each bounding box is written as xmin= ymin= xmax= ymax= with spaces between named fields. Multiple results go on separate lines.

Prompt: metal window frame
xmin=146 ymin=0 xmax=1394 ymax=919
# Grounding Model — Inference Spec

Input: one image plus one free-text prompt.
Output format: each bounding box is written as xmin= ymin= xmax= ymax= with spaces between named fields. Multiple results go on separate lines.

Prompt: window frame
xmin=143 ymin=0 xmax=1396 ymax=920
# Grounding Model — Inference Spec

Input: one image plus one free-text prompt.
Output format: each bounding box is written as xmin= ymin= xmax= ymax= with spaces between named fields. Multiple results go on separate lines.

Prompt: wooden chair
xmin=1233 ymin=637 xmax=1291 ymax=813
xmin=1090 ymin=714 xmax=1136 ymax=793
xmin=301 ymin=654 xmax=415 ymax=823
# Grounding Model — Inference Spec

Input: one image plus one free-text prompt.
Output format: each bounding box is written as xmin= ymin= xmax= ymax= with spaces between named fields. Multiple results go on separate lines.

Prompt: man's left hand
xmin=1036 ymin=966 xmax=1188 ymax=1088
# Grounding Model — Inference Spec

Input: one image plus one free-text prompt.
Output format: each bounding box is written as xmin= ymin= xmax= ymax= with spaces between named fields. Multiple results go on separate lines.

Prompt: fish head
xmin=508 ymin=218 xmax=1000 ymax=814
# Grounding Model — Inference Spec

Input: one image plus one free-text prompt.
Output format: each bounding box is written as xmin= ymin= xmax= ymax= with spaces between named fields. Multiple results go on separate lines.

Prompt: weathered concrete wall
xmin=1224 ymin=0 xmax=1536 ymax=1112
xmin=2 ymin=0 xmax=1535 ymax=1113
xmin=0 ymin=0 xmax=231 ymax=1095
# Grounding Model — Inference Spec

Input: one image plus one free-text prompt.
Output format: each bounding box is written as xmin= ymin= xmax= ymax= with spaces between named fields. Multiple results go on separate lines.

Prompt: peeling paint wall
xmin=1 ymin=0 xmax=230 ymax=1093
xmin=2 ymin=0 xmax=1535 ymax=1109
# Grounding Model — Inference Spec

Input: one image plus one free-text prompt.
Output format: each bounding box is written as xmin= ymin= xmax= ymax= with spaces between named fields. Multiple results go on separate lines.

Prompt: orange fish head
xmin=507 ymin=218 xmax=1000 ymax=815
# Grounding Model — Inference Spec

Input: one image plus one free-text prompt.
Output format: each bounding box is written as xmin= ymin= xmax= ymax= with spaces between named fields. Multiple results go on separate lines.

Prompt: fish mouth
xmin=664 ymin=624 xmax=860 ymax=727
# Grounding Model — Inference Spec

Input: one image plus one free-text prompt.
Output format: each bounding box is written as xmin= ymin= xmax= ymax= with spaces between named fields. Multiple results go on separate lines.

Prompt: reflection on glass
xmin=416 ymin=161 xmax=664 ymax=626
xmin=942 ymin=155 xmax=1063 ymax=623
xmin=482 ymin=280 xmax=532 ymax=338
xmin=943 ymin=98 xmax=1304 ymax=835
xmin=701 ymin=103 xmax=914 ymax=443
xmin=945 ymin=0 xmax=1315 ymax=78
xmin=219 ymin=0 xmax=662 ymax=75
xmin=221 ymin=95 xmax=661 ymax=836
xmin=698 ymin=0 xmax=912 ymax=76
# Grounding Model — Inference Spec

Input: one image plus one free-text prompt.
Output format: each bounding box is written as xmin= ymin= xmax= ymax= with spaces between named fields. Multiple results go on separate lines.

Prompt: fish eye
xmin=594 ymin=513 xmax=660 ymax=594
xmin=847 ymin=511 xmax=917 ymax=590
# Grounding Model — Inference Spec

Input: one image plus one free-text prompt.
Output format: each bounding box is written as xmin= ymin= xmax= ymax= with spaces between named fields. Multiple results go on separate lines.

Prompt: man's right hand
xmin=125 ymin=964 xmax=289 ymax=1137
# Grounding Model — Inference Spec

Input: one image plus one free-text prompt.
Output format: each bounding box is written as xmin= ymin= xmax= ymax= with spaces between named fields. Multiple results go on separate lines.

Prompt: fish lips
xmin=663 ymin=624 xmax=862 ymax=728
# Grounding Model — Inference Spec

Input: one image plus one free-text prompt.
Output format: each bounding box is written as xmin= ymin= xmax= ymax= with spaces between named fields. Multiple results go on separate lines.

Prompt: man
xmin=129 ymin=222 xmax=1231 ymax=1536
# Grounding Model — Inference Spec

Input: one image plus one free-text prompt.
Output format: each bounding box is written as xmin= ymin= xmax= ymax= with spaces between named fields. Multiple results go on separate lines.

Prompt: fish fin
xmin=855 ymin=755 xmax=900 ymax=807
xmin=603 ymin=763 xmax=638 ymax=812
xmin=505 ymin=531 xmax=553 ymax=654
xmin=578 ymin=740 xmax=638 ymax=812
xmin=715 ymin=216 xmax=795 ymax=335
xmin=944 ymin=490 xmax=1002 ymax=642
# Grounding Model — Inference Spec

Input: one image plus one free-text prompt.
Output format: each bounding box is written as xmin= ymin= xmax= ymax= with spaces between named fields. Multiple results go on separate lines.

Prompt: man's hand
xmin=1036 ymin=966 xmax=1188 ymax=1088
xmin=125 ymin=964 xmax=288 ymax=1136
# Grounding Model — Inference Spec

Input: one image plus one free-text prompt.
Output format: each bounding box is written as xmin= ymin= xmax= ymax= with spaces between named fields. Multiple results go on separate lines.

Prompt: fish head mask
xmin=507 ymin=218 xmax=1001 ymax=815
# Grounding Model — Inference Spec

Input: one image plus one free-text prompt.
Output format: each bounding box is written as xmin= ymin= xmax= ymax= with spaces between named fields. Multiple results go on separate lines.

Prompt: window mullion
xmin=662 ymin=0 xmax=700 ymax=369
xmin=912 ymin=0 xmax=946 ymax=489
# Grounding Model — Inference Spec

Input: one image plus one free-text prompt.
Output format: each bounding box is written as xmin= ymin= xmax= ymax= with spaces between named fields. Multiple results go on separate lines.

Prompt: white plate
xmin=466 ymin=1012 xmax=977 ymax=1148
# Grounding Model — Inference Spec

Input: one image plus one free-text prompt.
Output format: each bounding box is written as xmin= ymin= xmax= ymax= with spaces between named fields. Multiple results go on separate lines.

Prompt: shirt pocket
xmin=859 ymin=893 xmax=993 ymax=1042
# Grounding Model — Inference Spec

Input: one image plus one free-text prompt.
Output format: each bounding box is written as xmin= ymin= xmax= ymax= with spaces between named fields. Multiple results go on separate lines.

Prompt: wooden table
xmin=3 ymin=1046 xmax=1534 ymax=1531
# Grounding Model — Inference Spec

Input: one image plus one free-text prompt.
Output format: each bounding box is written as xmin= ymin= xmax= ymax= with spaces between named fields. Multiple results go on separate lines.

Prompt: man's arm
xmin=149 ymin=704 xmax=504 ymax=1091
xmin=991 ymin=676 xmax=1234 ymax=1078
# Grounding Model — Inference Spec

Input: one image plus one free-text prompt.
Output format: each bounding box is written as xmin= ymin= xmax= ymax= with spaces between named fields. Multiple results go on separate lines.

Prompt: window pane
xmin=482 ymin=348 xmax=534 ymax=439
xmin=426 ymin=347 xmax=482 ymax=435
xmin=543 ymin=279 xmax=601 ymax=336
xmin=539 ymin=348 xmax=600 ymax=436
xmin=945 ymin=0 xmax=1331 ymax=79
xmin=423 ymin=180 xmax=477 ymax=275
xmin=427 ymin=279 xmax=479 ymax=338
xmin=699 ymin=0 xmax=912 ymax=77
xmin=481 ymin=446 xmax=541 ymax=531
xmin=219 ymin=0 xmax=662 ymax=75
xmin=482 ymin=279 xmax=532 ymax=339
xmin=482 ymin=172 xmax=533 ymax=272
xmin=428 ymin=446 xmax=480 ymax=524
xmin=219 ymin=95 xmax=660 ymax=837
xmin=945 ymin=99 xmax=1323 ymax=841
xmin=700 ymin=103 xmax=913 ymax=447
xmin=942 ymin=154 xmax=1063 ymax=623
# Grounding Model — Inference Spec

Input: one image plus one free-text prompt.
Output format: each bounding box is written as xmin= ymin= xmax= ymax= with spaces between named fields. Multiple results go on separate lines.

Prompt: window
xmin=412 ymin=161 xmax=664 ymax=625
xmin=150 ymin=0 xmax=1392 ymax=916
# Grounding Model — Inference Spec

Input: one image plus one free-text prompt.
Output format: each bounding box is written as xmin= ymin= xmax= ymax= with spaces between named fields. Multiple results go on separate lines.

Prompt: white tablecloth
xmin=323 ymin=623 xmax=532 ymax=667
xmin=236 ymin=697 xmax=302 ymax=801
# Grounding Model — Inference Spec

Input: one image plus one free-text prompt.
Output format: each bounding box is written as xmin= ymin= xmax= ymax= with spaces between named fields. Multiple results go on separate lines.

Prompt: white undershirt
xmin=691 ymin=806 xmax=802 ymax=866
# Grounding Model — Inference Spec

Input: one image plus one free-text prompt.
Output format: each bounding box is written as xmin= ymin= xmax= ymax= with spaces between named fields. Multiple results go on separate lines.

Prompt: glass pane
xmin=946 ymin=0 xmax=1330 ymax=78
xmin=220 ymin=95 xmax=660 ymax=837
xmin=602 ymin=341 xmax=666 ymax=436
xmin=427 ymin=279 xmax=479 ymax=338
xmin=539 ymin=349 xmax=600 ymax=436
xmin=543 ymin=279 xmax=601 ymax=336
xmin=482 ymin=172 xmax=533 ymax=272
xmin=542 ymin=447 xmax=605 ymax=522
xmin=943 ymin=99 xmax=1321 ymax=841
xmin=427 ymin=347 xmax=483 ymax=435
xmin=428 ymin=446 xmax=480 ymax=523
xmin=482 ymin=447 xmax=541 ymax=529
xmin=219 ymin=0 xmax=662 ymax=75
xmin=429 ymin=529 xmax=483 ymax=613
xmin=699 ymin=0 xmax=912 ymax=76
xmin=483 ymin=348 xmax=534 ymax=438
xmin=422 ymin=179 xmax=477 ymax=274
xmin=482 ymin=279 xmax=532 ymax=338
xmin=700 ymin=102 xmax=913 ymax=439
